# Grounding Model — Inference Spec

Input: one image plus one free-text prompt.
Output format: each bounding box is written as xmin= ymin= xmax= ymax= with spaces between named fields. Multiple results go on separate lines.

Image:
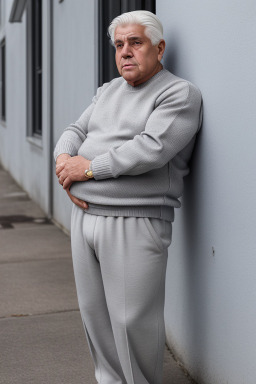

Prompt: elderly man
xmin=55 ymin=10 xmax=202 ymax=384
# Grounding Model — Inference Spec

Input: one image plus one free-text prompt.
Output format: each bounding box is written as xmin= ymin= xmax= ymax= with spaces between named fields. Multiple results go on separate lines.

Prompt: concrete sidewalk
xmin=0 ymin=164 xmax=195 ymax=384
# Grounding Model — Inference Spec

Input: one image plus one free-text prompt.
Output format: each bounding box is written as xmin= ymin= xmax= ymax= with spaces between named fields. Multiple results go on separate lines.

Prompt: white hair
xmin=108 ymin=10 xmax=164 ymax=46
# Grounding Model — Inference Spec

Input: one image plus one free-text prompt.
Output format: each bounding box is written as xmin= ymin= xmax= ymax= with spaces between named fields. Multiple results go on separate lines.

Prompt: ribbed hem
xmin=84 ymin=203 xmax=174 ymax=222
xmin=91 ymin=153 xmax=113 ymax=180
xmin=53 ymin=141 xmax=78 ymax=161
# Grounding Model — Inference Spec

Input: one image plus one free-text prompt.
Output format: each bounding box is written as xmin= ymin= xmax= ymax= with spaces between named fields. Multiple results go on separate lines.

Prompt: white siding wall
xmin=157 ymin=1 xmax=256 ymax=383
xmin=0 ymin=0 xmax=52 ymax=214
xmin=52 ymin=0 xmax=96 ymax=230
xmin=0 ymin=0 xmax=96 ymax=226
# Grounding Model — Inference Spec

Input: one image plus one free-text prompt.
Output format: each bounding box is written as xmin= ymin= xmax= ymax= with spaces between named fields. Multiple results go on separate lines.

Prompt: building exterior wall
xmin=157 ymin=1 xmax=256 ymax=383
xmin=0 ymin=0 xmax=52 ymax=214
xmin=0 ymin=0 xmax=96 ymax=229
xmin=52 ymin=0 xmax=96 ymax=230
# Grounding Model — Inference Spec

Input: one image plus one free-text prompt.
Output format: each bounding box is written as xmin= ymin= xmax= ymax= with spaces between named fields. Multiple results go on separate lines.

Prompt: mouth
xmin=122 ymin=63 xmax=135 ymax=69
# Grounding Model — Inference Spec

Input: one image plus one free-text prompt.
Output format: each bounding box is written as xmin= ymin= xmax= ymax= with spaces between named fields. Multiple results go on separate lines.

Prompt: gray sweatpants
xmin=71 ymin=205 xmax=172 ymax=384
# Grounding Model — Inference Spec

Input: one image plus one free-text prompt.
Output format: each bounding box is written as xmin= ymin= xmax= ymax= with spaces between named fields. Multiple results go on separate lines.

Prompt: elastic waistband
xmin=84 ymin=204 xmax=174 ymax=222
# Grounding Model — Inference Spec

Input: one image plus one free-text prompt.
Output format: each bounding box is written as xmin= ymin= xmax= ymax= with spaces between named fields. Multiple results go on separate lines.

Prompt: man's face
xmin=114 ymin=24 xmax=165 ymax=87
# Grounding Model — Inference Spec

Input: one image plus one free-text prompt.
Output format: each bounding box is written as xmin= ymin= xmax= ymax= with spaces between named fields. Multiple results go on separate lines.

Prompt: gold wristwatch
xmin=85 ymin=164 xmax=94 ymax=179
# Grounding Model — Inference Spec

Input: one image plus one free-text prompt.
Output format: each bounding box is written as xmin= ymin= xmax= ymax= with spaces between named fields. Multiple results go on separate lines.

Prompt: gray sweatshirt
xmin=54 ymin=68 xmax=202 ymax=222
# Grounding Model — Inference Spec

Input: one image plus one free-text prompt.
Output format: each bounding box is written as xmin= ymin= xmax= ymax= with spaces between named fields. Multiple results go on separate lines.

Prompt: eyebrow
xmin=114 ymin=36 xmax=143 ymax=45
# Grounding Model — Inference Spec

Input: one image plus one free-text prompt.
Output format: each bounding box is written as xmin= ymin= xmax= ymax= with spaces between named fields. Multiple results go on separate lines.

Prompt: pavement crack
xmin=0 ymin=256 xmax=71 ymax=265
xmin=0 ymin=308 xmax=80 ymax=320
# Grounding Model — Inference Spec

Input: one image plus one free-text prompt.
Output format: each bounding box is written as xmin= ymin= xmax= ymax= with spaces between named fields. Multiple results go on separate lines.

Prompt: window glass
xmin=27 ymin=0 xmax=42 ymax=136
xmin=98 ymin=0 xmax=156 ymax=85
xmin=0 ymin=38 xmax=6 ymax=122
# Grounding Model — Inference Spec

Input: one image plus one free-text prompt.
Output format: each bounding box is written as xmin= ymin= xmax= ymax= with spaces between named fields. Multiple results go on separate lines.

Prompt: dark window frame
xmin=98 ymin=0 xmax=156 ymax=86
xmin=26 ymin=0 xmax=42 ymax=137
xmin=0 ymin=37 xmax=6 ymax=122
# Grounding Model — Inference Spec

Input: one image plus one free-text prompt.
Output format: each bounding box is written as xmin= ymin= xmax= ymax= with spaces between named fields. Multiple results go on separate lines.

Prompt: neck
xmin=129 ymin=62 xmax=163 ymax=87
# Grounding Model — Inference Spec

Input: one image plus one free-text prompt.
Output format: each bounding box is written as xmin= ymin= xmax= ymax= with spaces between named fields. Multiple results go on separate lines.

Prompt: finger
xmin=66 ymin=188 xmax=72 ymax=198
xmin=63 ymin=176 xmax=72 ymax=190
xmin=74 ymin=197 xmax=88 ymax=209
xmin=64 ymin=181 xmax=73 ymax=191
xmin=56 ymin=168 xmax=64 ymax=178
xmin=66 ymin=190 xmax=88 ymax=209
xmin=66 ymin=189 xmax=88 ymax=209
xmin=56 ymin=168 xmax=63 ymax=178
xmin=58 ymin=169 xmax=67 ymax=184
xmin=56 ymin=163 xmax=65 ymax=176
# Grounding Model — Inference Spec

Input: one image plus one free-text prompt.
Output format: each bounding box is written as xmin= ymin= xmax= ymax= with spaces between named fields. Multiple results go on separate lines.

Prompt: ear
xmin=157 ymin=39 xmax=166 ymax=61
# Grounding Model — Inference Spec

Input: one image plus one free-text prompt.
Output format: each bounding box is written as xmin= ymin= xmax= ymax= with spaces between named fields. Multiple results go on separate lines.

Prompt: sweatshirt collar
xmin=123 ymin=68 xmax=167 ymax=91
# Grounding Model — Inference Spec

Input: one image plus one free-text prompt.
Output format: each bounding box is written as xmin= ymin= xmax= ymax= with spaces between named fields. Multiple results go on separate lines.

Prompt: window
xmin=98 ymin=0 xmax=156 ymax=85
xmin=27 ymin=0 xmax=42 ymax=136
xmin=0 ymin=38 xmax=6 ymax=121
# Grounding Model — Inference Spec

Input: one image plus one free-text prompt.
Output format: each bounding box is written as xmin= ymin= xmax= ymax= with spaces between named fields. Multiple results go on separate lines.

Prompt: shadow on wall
xmin=163 ymin=33 xmax=179 ymax=75
xmin=178 ymin=128 xmax=212 ymax=375
xmin=164 ymin=31 xmax=211 ymax=369
xmin=182 ymin=131 xmax=210 ymax=364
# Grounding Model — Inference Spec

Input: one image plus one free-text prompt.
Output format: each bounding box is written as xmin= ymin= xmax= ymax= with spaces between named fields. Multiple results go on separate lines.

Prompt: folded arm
xmin=54 ymin=83 xmax=111 ymax=208
xmin=53 ymin=82 xmax=110 ymax=161
xmin=90 ymin=81 xmax=202 ymax=180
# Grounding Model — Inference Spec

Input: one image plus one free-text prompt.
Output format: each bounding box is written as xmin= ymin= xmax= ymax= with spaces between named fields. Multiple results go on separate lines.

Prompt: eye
xmin=133 ymin=41 xmax=141 ymax=46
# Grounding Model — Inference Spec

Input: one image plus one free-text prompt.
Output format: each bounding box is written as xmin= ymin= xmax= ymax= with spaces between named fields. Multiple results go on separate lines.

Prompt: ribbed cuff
xmin=91 ymin=152 xmax=113 ymax=180
xmin=53 ymin=141 xmax=78 ymax=161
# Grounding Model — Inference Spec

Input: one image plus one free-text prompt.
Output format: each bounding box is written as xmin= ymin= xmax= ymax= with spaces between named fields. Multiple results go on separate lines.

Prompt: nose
xmin=121 ymin=42 xmax=133 ymax=58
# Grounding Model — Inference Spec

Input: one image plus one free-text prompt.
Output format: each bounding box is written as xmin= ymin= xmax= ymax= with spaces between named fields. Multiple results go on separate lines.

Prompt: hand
xmin=56 ymin=155 xmax=91 ymax=189
xmin=56 ymin=154 xmax=89 ymax=210
xmin=56 ymin=154 xmax=71 ymax=184
xmin=66 ymin=187 xmax=89 ymax=210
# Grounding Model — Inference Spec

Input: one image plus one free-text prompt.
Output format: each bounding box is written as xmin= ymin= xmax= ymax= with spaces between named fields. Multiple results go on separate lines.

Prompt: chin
xmin=122 ymin=73 xmax=138 ymax=82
